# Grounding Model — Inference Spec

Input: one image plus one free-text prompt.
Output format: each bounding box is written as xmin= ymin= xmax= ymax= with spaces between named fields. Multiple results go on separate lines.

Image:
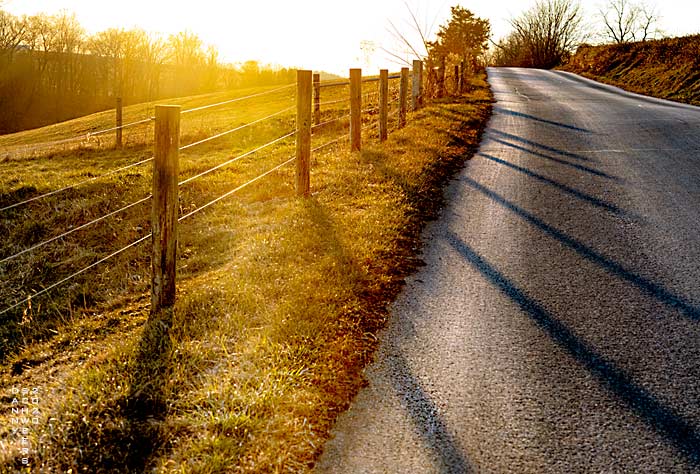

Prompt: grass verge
xmin=1 ymin=74 xmax=492 ymax=473
xmin=561 ymin=34 xmax=700 ymax=106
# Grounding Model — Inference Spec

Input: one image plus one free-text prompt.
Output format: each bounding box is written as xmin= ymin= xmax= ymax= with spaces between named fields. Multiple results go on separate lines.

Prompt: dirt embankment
xmin=562 ymin=35 xmax=700 ymax=106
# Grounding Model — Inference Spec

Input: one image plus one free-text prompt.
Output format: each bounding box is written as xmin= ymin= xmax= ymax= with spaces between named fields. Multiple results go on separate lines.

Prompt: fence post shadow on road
xmin=458 ymin=176 xmax=700 ymax=321
xmin=489 ymin=129 xmax=596 ymax=163
xmin=487 ymin=133 xmax=622 ymax=181
xmin=443 ymin=230 xmax=700 ymax=467
xmin=492 ymin=107 xmax=593 ymax=134
xmin=475 ymin=151 xmax=639 ymax=220
xmin=383 ymin=351 xmax=474 ymax=473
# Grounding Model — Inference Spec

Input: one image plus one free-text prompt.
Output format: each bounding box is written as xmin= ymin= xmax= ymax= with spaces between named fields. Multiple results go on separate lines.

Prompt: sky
xmin=4 ymin=0 xmax=700 ymax=75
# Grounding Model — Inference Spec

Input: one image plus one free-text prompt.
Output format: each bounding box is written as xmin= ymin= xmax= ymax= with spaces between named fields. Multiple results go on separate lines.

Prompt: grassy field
xmin=561 ymin=34 xmax=700 ymax=106
xmin=0 ymin=74 xmax=492 ymax=472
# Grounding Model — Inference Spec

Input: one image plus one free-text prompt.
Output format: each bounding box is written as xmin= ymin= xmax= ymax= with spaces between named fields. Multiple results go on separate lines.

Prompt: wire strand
xmin=179 ymin=156 xmax=295 ymax=222
xmin=0 ymin=156 xmax=154 ymax=212
xmin=318 ymin=80 xmax=350 ymax=89
xmin=362 ymin=119 xmax=379 ymax=132
xmin=1 ymin=135 xmax=88 ymax=153
xmin=318 ymin=97 xmax=348 ymax=107
xmin=179 ymin=106 xmax=294 ymax=151
xmin=312 ymin=114 xmax=350 ymax=131
xmin=0 ymin=195 xmax=152 ymax=265
xmin=88 ymin=116 xmax=154 ymax=137
xmin=181 ymin=83 xmax=295 ymax=115
xmin=179 ymin=131 xmax=295 ymax=186
xmin=2 ymin=115 xmax=153 ymax=159
xmin=312 ymin=135 xmax=347 ymax=152
xmin=0 ymin=233 xmax=151 ymax=318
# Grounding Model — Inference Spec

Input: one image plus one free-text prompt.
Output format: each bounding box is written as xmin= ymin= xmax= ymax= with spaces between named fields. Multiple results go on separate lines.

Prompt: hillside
xmin=0 ymin=75 xmax=493 ymax=472
xmin=561 ymin=35 xmax=700 ymax=106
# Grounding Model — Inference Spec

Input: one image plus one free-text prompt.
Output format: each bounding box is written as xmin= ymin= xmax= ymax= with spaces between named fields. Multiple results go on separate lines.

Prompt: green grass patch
xmin=0 ymin=74 xmax=492 ymax=472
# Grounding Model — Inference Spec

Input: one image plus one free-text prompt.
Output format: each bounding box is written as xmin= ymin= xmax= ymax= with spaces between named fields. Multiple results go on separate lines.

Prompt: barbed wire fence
xmin=0 ymin=61 xmax=451 ymax=323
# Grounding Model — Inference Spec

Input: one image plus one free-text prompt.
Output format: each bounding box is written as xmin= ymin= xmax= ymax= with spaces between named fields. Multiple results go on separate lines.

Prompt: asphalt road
xmin=315 ymin=68 xmax=700 ymax=473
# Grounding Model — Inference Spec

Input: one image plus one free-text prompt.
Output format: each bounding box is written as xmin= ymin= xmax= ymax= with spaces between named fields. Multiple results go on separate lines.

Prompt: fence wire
xmin=179 ymin=131 xmax=295 ymax=186
xmin=1 ymin=196 xmax=152 ymax=265
xmin=181 ymin=83 xmax=295 ymax=115
xmin=312 ymin=114 xmax=350 ymax=132
xmin=1 ymin=69 xmax=414 ymax=318
xmin=0 ymin=156 xmax=154 ymax=213
xmin=0 ymin=233 xmax=151 ymax=318
xmin=180 ymin=106 xmax=294 ymax=151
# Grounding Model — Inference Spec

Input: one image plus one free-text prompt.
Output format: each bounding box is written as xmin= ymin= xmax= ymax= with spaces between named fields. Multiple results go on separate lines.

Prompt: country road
xmin=315 ymin=68 xmax=700 ymax=473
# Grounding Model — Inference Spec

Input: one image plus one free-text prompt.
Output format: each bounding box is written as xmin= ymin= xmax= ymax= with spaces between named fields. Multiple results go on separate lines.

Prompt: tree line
xmin=386 ymin=5 xmax=490 ymax=99
xmin=490 ymin=0 xmax=662 ymax=68
xmin=0 ymin=9 xmax=296 ymax=134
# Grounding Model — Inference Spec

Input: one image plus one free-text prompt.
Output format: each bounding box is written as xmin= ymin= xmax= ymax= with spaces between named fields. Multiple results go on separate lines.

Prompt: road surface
xmin=315 ymin=68 xmax=700 ymax=473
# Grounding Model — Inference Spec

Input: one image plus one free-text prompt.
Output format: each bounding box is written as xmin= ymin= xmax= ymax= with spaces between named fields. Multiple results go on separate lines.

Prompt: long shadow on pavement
xmin=387 ymin=351 xmax=474 ymax=473
xmin=459 ymin=176 xmax=700 ymax=321
xmin=477 ymin=152 xmax=635 ymax=219
xmin=490 ymin=129 xmax=595 ymax=163
xmin=445 ymin=230 xmax=700 ymax=466
xmin=493 ymin=107 xmax=593 ymax=133
xmin=487 ymin=136 xmax=619 ymax=181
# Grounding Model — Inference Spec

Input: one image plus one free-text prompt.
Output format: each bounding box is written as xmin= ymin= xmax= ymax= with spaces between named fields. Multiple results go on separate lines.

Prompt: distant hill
xmin=561 ymin=35 xmax=700 ymax=106
xmin=318 ymin=71 xmax=344 ymax=81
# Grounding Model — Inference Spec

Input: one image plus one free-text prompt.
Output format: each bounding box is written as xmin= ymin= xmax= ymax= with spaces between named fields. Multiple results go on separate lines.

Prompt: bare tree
xmin=598 ymin=0 xmax=661 ymax=43
xmin=382 ymin=2 xmax=436 ymax=67
xmin=637 ymin=4 xmax=662 ymax=41
xmin=381 ymin=2 xmax=450 ymax=98
xmin=506 ymin=0 xmax=584 ymax=68
xmin=0 ymin=10 xmax=27 ymax=60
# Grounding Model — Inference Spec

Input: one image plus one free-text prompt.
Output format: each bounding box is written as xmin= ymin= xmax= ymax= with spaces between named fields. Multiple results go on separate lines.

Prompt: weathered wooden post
xmin=460 ymin=60 xmax=466 ymax=93
xmin=296 ymin=70 xmax=312 ymax=197
xmin=399 ymin=67 xmax=409 ymax=128
xmin=116 ymin=97 xmax=123 ymax=149
xmin=313 ymin=73 xmax=321 ymax=126
xmin=379 ymin=69 xmax=388 ymax=142
xmin=412 ymin=60 xmax=422 ymax=111
xmin=350 ymin=68 xmax=362 ymax=152
xmin=438 ymin=57 xmax=446 ymax=98
xmin=151 ymin=105 xmax=180 ymax=318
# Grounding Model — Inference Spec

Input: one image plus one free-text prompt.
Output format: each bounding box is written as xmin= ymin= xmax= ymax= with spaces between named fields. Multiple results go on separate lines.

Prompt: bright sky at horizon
xmin=4 ymin=0 xmax=700 ymax=75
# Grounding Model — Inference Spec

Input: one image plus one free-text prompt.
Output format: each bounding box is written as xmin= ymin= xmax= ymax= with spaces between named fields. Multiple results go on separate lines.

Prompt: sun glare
xmin=4 ymin=0 xmax=700 ymax=74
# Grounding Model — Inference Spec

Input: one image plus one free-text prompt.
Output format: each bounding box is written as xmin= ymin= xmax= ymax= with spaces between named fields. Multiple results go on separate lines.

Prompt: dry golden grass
xmin=0 ymin=74 xmax=492 ymax=473
xmin=562 ymin=34 xmax=700 ymax=106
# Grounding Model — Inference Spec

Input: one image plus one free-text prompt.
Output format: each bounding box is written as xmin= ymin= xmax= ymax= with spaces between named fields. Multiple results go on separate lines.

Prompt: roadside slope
xmin=1 ymin=77 xmax=492 ymax=473
xmin=562 ymin=35 xmax=700 ymax=106
xmin=316 ymin=67 xmax=700 ymax=473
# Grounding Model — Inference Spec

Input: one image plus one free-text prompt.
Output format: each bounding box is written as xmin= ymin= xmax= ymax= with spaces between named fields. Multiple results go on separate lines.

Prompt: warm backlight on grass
xmin=5 ymin=0 xmax=699 ymax=75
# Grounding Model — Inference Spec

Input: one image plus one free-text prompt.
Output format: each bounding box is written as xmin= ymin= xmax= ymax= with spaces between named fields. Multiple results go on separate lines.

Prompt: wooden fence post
xmin=151 ymin=105 xmax=180 ymax=318
xmin=412 ymin=60 xmax=422 ymax=111
xmin=379 ymin=69 xmax=388 ymax=142
xmin=350 ymin=68 xmax=362 ymax=152
xmin=460 ymin=60 xmax=466 ymax=93
xmin=399 ymin=67 xmax=408 ymax=128
xmin=116 ymin=97 xmax=123 ymax=149
xmin=313 ymin=73 xmax=321 ymax=126
xmin=438 ymin=56 xmax=446 ymax=98
xmin=296 ymin=70 xmax=312 ymax=197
